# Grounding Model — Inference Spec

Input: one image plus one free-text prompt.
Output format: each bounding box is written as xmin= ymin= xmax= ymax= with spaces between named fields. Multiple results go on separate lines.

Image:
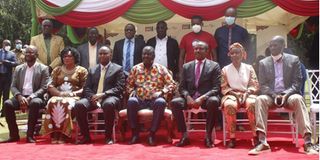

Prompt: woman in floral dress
xmin=43 ymin=47 xmax=88 ymax=143
xmin=221 ymin=43 xmax=259 ymax=148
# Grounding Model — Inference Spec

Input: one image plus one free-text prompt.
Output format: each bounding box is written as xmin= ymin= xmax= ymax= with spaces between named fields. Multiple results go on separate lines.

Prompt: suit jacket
xmin=0 ymin=49 xmax=18 ymax=77
xmin=180 ymin=59 xmax=221 ymax=99
xmin=259 ymin=53 xmax=302 ymax=97
xmin=83 ymin=63 xmax=125 ymax=103
xmin=30 ymin=34 xmax=64 ymax=69
xmin=146 ymin=36 xmax=180 ymax=75
xmin=11 ymin=62 xmax=50 ymax=99
xmin=112 ymin=38 xmax=145 ymax=67
xmin=77 ymin=42 xmax=103 ymax=69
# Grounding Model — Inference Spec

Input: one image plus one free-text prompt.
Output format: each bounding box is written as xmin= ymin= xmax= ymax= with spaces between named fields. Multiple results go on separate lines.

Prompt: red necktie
xmin=195 ymin=60 xmax=202 ymax=88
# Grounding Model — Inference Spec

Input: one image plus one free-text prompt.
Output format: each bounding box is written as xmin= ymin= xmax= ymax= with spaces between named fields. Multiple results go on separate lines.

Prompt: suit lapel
xmin=39 ymin=34 xmax=47 ymax=54
xmin=32 ymin=63 xmax=38 ymax=91
xmin=198 ymin=60 xmax=207 ymax=85
xmin=282 ymin=54 xmax=289 ymax=87
xmin=20 ymin=64 xmax=27 ymax=91
xmin=190 ymin=61 xmax=196 ymax=87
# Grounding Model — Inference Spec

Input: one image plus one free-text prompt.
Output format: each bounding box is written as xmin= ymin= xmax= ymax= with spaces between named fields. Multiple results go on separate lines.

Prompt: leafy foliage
xmin=0 ymin=0 xmax=31 ymax=45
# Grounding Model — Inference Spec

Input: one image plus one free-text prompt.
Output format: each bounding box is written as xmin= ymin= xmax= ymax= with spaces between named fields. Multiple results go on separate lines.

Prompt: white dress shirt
xmin=154 ymin=36 xmax=168 ymax=67
xmin=22 ymin=63 xmax=36 ymax=95
xmin=88 ymin=42 xmax=97 ymax=68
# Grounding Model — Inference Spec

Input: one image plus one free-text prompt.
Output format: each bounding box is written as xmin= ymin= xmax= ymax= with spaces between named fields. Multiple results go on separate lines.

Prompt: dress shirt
xmin=273 ymin=57 xmax=285 ymax=93
xmin=154 ymin=36 xmax=168 ymax=67
xmin=88 ymin=42 xmax=97 ymax=68
xmin=122 ymin=38 xmax=135 ymax=71
xmin=22 ymin=63 xmax=35 ymax=95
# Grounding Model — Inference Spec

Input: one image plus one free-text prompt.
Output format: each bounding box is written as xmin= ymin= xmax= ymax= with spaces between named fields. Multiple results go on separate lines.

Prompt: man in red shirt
xmin=179 ymin=15 xmax=217 ymax=77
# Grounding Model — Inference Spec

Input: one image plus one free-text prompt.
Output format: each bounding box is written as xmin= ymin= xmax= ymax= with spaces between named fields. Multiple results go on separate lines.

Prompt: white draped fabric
xmin=172 ymin=0 xmax=230 ymax=7
xmin=46 ymin=0 xmax=130 ymax=12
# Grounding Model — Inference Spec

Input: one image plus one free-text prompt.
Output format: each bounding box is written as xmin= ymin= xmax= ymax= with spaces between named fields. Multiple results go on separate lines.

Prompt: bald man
xmin=248 ymin=36 xmax=318 ymax=155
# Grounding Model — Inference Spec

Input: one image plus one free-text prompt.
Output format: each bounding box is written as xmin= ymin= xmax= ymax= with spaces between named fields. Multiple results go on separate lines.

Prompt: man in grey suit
xmin=2 ymin=45 xmax=50 ymax=143
xmin=77 ymin=27 xmax=103 ymax=69
xmin=112 ymin=23 xmax=145 ymax=74
xmin=171 ymin=41 xmax=221 ymax=148
xmin=248 ymin=36 xmax=317 ymax=155
xmin=74 ymin=46 xmax=125 ymax=144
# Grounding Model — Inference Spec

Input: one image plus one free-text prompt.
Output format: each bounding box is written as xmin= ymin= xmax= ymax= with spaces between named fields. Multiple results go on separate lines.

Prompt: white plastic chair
xmin=184 ymin=108 xmax=216 ymax=141
xmin=222 ymin=105 xmax=299 ymax=147
xmin=306 ymin=69 xmax=319 ymax=141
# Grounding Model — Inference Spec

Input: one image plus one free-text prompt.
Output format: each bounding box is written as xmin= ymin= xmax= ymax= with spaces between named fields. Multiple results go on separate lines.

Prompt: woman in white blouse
xmin=221 ymin=43 xmax=259 ymax=148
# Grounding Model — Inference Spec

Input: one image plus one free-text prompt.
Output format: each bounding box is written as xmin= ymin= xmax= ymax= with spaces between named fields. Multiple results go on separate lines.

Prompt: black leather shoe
xmin=105 ymin=137 xmax=113 ymax=145
xmin=26 ymin=137 xmax=36 ymax=143
xmin=147 ymin=136 xmax=156 ymax=146
xmin=204 ymin=138 xmax=213 ymax=148
xmin=128 ymin=136 xmax=140 ymax=145
xmin=1 ymin=136 xmax=20 ymax=143
xmin=176 ymin=137 xmax=190 ymax=147
xmin=78 ymin=137 xmax=91 ymax=144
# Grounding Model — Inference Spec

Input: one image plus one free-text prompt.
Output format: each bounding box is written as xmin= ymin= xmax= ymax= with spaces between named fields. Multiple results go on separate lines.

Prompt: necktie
xmin=195 ymin=60 xmax=202 ymax=88
xmin=125 ymin=40 xmax=131 ymax=72
xmin=97 ymin=66 xmax=106 ymax=93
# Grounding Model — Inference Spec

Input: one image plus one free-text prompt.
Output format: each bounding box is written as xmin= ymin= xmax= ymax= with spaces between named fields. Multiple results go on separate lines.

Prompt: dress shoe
xmin=1 ymin=136 xmax=20 ymax=143
xmin=147 ymin=136 xmax=156 ymax=146
xmin=204 ymin=138 xmax=214 ymax=148
xmin=227 ymin=138 xmax=236 ymax=148
xmin=105 ymin=137 xmax=113 ymax=145
xmin=26 ymin=137 xmax=36 ymax=143
xmin=176 ymin=137 xmax=190 ymax=147
xmin=78 ymin=137 xmax=91 ymax=144
xmin=128 ymin=136 xmax=140 ymax=145
xmin=304 ymin=143 xmax=319 ymax=155
xmin=248 ymin=142 xmax=271 ymax=155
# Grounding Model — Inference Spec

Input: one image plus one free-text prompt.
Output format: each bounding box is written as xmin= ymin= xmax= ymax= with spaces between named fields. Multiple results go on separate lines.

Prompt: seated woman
xmin=43 ymin=47 xmax=88 ymax=144
xmin=221 ymin=43 xmax=259 ymax=148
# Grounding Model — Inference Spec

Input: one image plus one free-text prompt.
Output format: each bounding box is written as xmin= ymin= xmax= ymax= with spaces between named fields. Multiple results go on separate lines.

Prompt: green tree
xmin=0 ymin=0 xmax=31 ymax=45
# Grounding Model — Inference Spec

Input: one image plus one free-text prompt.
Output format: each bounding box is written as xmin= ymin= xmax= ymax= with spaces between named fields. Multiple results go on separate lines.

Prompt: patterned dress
xmin=43 ymin=65 xmax=88 ymax=137
xmin=221 ymin=63 xmax=259 ymax=137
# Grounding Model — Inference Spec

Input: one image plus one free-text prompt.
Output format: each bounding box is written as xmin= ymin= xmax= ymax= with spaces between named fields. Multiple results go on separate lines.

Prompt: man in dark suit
xmin=171 ymin=41 xmax=221 ymax=148
xmin=112 ymin=23 xmax=145 ymax=74
xmin=146 ymin=21 xmax=179 ymax=78
xmin=77 ymin=27 xmax=103 ymax=69
xmin=0 ymin=40 xmax=18 ymax=116
xmin=74 ymin=46 xmax=125 ymax=144
xmin=2 ymin=45 xmax=50 ymax=143
xmin=248 ymin=36 xmax=317 ymax=155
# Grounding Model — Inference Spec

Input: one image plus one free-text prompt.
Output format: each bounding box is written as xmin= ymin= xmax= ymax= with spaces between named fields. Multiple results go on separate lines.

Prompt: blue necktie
xmin=125 ymin=40 xmax=131 ymax=72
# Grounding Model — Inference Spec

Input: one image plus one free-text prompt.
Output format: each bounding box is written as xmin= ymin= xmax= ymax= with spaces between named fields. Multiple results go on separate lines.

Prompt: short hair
xmin=88 ymin=27 xmax=99 ymax=34
xmin=60 ymin=46 xmax=80 ymax=65
xmin=156 ymin=21 xmax=167 ymax=27
xmin=99 ymin=46 xmax=112 ymax=54
xmin=191 ymin=15 xmax=203 ymax=22
xmin=192 ymin=40 xmax=208 ymax=50
xmin=142 ymin=46 xmax=155 ymax=56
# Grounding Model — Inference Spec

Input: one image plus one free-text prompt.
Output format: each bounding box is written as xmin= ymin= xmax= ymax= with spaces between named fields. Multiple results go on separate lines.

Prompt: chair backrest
xmin=306 ymin=69 xmax=320 ymax=104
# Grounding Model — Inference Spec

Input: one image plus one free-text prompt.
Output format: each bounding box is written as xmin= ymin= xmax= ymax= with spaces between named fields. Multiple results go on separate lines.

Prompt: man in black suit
xmin=74 ymin=46 xmax=125 ymax=144
xmin=146 ymin=21 xmax=179 ymax=78
xmin=171 ymin=40 xmax=221 ymax=148
xmin=2 ymin=45 xmax=50 ymax=143
xmin=112 ymin=23 xmax=145 ymax=74
xmin=0 ymin=40 xmax=18 ymax=116
xmin=77 ymin=27 xmax=103 ymax=69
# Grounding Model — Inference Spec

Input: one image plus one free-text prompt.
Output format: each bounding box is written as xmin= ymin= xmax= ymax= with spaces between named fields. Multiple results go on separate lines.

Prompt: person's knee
xmin=170 ymin=98 xmax=184 ymax=110
xmin=3 ymin=100 xmax=13 ymax=112
xmin=101 ymin=101 xmax=116 ymax=111
xmin=207 ymin=96 xmax=220 ymax=107
xmin=127 ymin=97 xmax=139 ymax=108
xmin=154 ymin=98 xmax=166 ymax=107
